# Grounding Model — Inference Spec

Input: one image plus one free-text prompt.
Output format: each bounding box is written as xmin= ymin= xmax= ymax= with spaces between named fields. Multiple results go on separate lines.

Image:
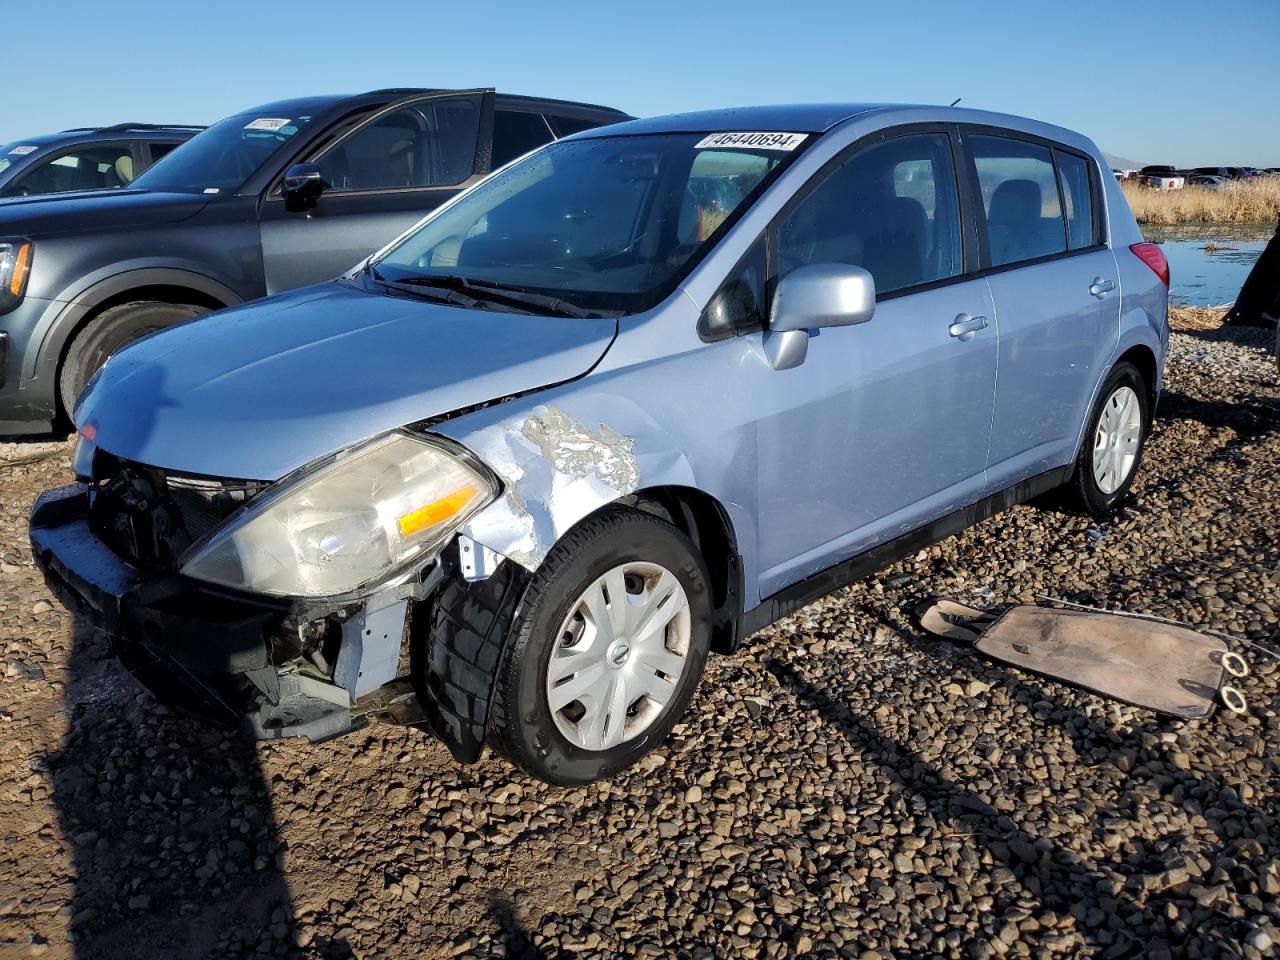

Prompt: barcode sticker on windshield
xmin=245 ymin=118 xmax=291 ymax=131
xmin=695 ymin=132 xmax=807 ymax=151
xmin=8 ymin=145 xmax=37 ymax=155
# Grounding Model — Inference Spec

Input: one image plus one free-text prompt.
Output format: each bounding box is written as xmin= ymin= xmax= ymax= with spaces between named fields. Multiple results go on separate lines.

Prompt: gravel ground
xmin=1 ymin=313 xmax=1277 ymax=960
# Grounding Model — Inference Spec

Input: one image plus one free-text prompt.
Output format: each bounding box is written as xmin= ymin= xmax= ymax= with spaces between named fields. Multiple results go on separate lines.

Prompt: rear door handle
xmin=1089 ymin=277 xmax=1116 ymax=298
xmin=948 ymin=313 xmax=988 ymax=340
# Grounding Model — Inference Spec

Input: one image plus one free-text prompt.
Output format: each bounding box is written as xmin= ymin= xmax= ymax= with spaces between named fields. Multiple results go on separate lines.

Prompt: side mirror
xmin=762 ymin=264 xmax=876 ymax=370
xmin=282 ymin=162 xmax=324 ymax=210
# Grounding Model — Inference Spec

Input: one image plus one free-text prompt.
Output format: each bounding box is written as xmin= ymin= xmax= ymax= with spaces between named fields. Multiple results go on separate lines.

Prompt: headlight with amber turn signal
xmin=180 ymin=432 xmax=497 ymax=598
xmin=0 ymin=239 xmax=33 ymax=314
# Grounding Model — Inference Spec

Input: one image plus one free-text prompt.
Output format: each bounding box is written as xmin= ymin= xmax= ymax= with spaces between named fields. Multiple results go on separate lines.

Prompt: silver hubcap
xmin=545 ymin=561 xmax=691 ymax=752
xmin=1092 ymin=385 xmax=1142 ymax=495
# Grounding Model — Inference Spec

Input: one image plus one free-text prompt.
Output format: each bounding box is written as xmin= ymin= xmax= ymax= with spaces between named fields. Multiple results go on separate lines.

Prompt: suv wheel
xmin=487 ymin=507 xmax=712 ymax=785
xmin=1067 ymin=361 xmax=1151 ymax=517
xmin=59 ymin=300 xmax=209 ymax=416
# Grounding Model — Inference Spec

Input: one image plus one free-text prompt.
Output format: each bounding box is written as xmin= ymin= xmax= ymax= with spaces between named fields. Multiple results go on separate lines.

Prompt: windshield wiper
xmin=375 ymin=271 xmax=612 ymax=319
xmin=366 ymin=266 xmax=486 ymax=310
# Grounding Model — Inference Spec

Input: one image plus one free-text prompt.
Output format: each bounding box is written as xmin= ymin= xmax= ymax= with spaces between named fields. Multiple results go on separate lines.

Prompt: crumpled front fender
xmin=437 ymin=393 xmax=696 ymax=571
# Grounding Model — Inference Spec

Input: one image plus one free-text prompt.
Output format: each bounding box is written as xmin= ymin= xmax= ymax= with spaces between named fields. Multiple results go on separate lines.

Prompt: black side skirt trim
xmin=741 ymin=466 xmax=1072 ymax=636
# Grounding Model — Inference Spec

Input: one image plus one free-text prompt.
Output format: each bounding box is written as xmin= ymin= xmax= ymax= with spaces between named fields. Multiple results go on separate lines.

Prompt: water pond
xmin=1142 ymin=223 xmax=1272 ymax=307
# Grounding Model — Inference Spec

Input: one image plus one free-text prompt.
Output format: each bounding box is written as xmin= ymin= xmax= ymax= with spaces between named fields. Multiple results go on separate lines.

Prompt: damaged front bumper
xmin=29 ymin=483 xmax=430 ymax=743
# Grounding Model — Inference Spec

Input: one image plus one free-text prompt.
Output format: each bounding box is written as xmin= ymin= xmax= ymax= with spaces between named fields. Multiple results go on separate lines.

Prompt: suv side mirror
xmin=763 ymin=264 xmax=876 ymax=370
xmin=283 ymin=162 xmax=324 ymax=210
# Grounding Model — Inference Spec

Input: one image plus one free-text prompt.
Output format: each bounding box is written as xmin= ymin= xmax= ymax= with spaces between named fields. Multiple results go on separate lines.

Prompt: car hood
xmin=0 ymin=188 xmax=208 ymax=236
xmin=77 ymin=281 xmax=618 ymax=480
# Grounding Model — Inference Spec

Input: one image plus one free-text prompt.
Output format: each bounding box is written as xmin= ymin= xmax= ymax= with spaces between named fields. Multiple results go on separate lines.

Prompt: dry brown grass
xmin=1169 ymin=305 xmax=1227 ymax=331
xmin=1120 ymin=178 xmax=1280 ymax=225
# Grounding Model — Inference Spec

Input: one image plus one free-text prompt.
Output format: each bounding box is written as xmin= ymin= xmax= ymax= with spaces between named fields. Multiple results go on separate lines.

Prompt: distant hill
xmin=1104 ymin=152 xmax=1145 ymax=171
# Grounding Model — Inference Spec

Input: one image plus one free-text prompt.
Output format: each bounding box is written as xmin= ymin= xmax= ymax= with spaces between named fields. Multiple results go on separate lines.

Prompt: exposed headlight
xmin=180 ymin=432 xmax=497 ymax=598
xmin=0 ymin=238 xmax=32 ymax=314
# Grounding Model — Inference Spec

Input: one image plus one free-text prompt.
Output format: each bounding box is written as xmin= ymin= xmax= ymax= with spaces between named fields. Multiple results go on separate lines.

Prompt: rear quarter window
xmin=1055 ymin=151 xmax=1099 ymax=250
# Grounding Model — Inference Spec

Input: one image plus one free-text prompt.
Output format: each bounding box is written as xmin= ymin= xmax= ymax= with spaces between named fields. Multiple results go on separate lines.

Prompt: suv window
xmin=492 ymin=111 xmax=554 ymax=167
xmin=3 ymin=143 xmax=135 ymax=196
xmin=1055 ymin=151 xmax=1097 ymax=250
xmin=546 ymin=115 xmax=605 ymax=137
xmin=776 ymin=133 xmax=963 ymax=296
xmin=319 ymin=94 xmax=482 ymax=192
xmin=148 ymin=141 xmax=182 ymax=163
xmin=969 ymin=135 xmax=1066 ymax=267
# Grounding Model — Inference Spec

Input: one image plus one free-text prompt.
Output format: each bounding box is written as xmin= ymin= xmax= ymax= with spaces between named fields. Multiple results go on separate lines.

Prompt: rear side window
xmin=969 ymin=135 xmax=1066 ymax=267
xmin=1055 ymin=151 xmax=1097 ymax=250
xmin=318 ymin=94 xmax=481 ymax=191
xmin=776 ymin=133 xmax=963 ymax=296
xmin=491 ymin=111 xmax=554 ymax=167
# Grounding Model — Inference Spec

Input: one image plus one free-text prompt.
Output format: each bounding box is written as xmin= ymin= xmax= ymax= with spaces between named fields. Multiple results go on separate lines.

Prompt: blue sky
xmin=7 ymin=0 xmax=1277 ymax=166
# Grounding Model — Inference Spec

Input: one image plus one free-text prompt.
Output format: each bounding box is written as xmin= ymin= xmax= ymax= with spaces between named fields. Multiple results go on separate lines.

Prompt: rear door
xmin=961 ymin=129 xmax=1118 ymax=488
xmin=257 ymin=90 xmax=494 ymax=293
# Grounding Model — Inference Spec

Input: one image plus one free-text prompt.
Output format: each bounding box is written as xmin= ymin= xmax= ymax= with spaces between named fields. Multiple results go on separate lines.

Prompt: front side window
xmin=318 ymin=95 xmax=481 ymax=192
xmin=491 ymin=110 xmax=555 ymax=167
xmin=131 ymin=112 xmax=315 ymax=193
xmin=1056 ymin=151 xmax=1097 ymax=250
xmin=547 ymin=115 xmax=606 ymax=137
xmin=148 ymin=141 xmax=181 ymax=163
xmin=2 ymin=144 xmax=135 ymax=196
xmin=776 ymin=133 xmax=963 ymax=296
xmin=371 ymin=133 xmax=801 ymax=314
xmin=969 ymin=135 xmax=1066 ymax=267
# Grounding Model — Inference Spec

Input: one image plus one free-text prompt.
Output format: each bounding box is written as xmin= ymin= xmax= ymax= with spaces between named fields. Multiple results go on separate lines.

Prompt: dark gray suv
xmin=0 ymin=124 xmax=201 ymax=199
xmin=0 ymin=88 xmax=628 ymax=434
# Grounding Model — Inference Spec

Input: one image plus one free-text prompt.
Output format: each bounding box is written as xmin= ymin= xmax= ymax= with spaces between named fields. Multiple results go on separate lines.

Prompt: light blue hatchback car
xmin=31 ymin=104 xmax=1169 ymax=784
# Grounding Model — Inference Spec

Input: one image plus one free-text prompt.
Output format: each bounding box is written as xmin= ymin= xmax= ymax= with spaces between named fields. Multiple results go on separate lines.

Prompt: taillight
xmin=1130 ymin=242 xmax=1170 ymax=287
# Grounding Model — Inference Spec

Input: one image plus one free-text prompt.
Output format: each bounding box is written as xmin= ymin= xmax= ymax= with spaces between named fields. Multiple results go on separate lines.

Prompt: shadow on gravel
xmin=765 ymin=656 xmax=1275 ymax=958
xmin=487 ymin=892 xmax=550 ymax=960
xmin=46 ymin=616 xmax=305 ymax=959
xmin=1156 ymin=389 xmax=1280 ymax=443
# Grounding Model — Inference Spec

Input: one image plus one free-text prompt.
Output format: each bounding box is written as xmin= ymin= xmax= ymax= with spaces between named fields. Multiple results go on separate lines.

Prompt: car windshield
xmin=370 ymin=132 xmax=806 ymax=314
xmin=0 ymin=141 xmax=39 ymax=176
xmin=130 ymin=112 xmax=315 ymax=194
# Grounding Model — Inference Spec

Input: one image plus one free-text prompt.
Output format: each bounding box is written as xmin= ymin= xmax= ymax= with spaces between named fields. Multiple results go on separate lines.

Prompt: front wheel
xmin=1065 ymin=361 xmax=1151 ymax=517
xmin=488 ymin=508 xmax=712 ymax=785
xmin=59 ymin=300 xmax=210 ymax=416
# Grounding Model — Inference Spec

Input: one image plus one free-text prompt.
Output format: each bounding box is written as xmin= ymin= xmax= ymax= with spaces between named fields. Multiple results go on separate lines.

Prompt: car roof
xmin=226 ymin=95 xmax=351 ymax=119
xmin=572 ymin=103 xmax=894 ymax=138
xmin=222 ymin=90 xmax=629 ymax=127
xmin=4 ymin=125 xmax=202 ymax=148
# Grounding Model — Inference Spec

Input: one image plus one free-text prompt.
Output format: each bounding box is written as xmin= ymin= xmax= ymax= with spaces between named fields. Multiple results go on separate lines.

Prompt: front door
xmin=961 ymin=131 xmax=1120 ymax=487
xmin=753 ymin=130 xmax=998 ymax=596
xmin=258 ymin=91 xmax=494 ymax=293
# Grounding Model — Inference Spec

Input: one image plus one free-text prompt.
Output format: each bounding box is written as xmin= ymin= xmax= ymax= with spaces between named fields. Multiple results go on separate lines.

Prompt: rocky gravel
xmin=1 ymin=312 xmax=1277 ymax=959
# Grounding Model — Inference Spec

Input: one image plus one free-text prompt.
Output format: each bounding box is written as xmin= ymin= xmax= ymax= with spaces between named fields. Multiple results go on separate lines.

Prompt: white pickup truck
xmin=1139 ymin=166 xmax=1185 ymax=190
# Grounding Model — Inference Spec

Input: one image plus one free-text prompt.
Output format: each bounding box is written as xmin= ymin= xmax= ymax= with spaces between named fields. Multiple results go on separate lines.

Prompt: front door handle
xmin=1089 ymin=277 xmax=1116 ymax=298
xmin=948 ymin=313 xmax=988 ymax=340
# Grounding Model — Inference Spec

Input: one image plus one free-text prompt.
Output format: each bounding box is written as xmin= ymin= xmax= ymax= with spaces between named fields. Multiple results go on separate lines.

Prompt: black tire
xmin=1064 ymin=361 xmax=1151 ymax=517
xmin=488 ymin=507 xmax=713 ymax=785
xmin=59 ymin=300 xmax=209 ymax=415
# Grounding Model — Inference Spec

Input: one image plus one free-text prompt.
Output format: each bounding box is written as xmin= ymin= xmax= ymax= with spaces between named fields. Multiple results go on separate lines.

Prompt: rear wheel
xmin=488 ymin=508 xmax=712 ymax=785
xmin=1065 ymin=361 xmax=1151 ymax=517
xmin=59 ymin=300 xmax=209 ymax=415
